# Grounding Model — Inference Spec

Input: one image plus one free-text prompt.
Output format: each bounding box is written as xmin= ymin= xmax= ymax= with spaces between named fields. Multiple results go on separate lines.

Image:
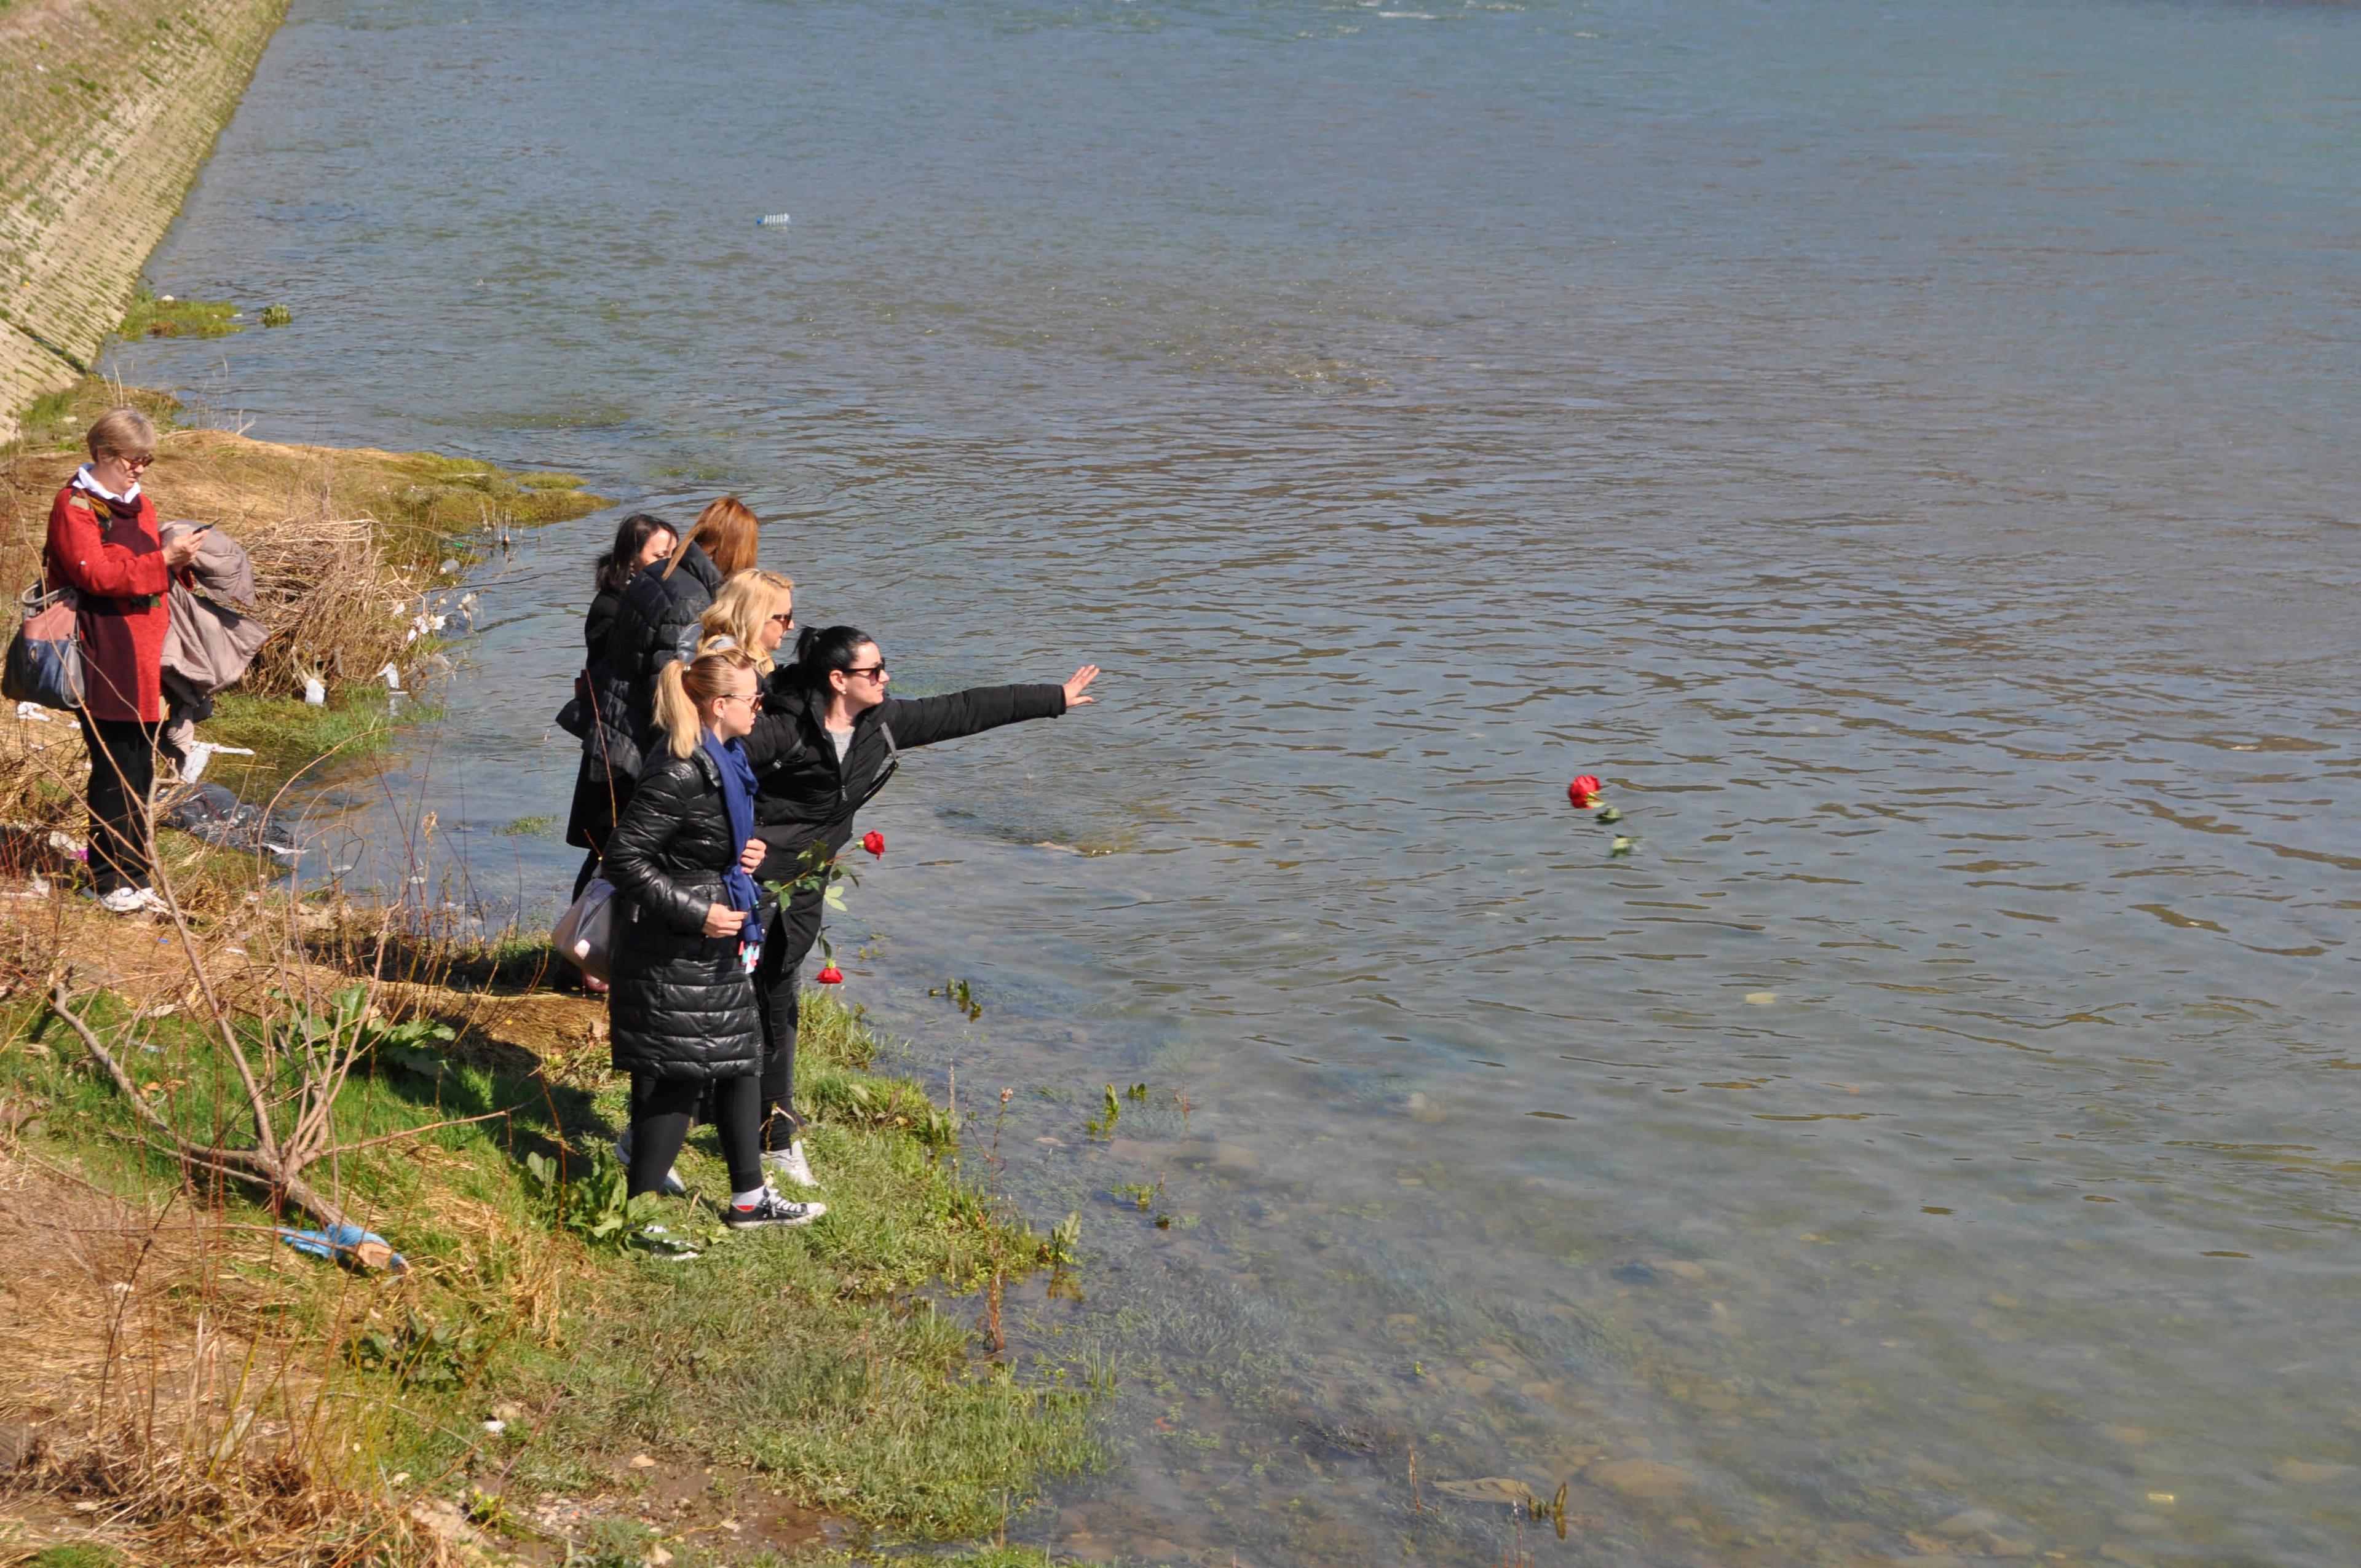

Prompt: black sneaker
xmin=724 ymin=1189 xmax=826 ymax=1229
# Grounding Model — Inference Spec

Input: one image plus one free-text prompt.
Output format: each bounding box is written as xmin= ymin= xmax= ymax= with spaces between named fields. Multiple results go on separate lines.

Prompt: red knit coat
xmin=45 ymin=481 xmax=172 ymax=723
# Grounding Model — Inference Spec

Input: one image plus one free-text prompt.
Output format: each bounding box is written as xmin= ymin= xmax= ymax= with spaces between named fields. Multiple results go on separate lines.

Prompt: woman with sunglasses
xmin=45 ymin=408 xmax=205 ymax=915
xmin=738 ymin=625 xmax=1099 ymax=1188
xmin=694 ymin=569 xmax=797 ymax=668
xmin=603 ymin=644 xmax=824 ymax=1229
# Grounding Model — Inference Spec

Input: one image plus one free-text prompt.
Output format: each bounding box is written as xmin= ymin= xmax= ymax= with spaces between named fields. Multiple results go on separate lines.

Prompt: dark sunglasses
xmin=841 ymin=663 xmax=888 ymax=681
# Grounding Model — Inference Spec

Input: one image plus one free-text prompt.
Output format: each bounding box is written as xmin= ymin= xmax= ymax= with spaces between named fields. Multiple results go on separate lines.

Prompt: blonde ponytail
xmin=654 ymin=647 xmax=758 ymax=758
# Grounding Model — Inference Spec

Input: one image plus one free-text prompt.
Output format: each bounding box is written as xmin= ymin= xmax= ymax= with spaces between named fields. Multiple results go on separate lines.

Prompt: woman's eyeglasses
xmin=767 ymin=612 xmax=795 ymax=628
xmin=842 ymin=664 xmax=888 ymax=682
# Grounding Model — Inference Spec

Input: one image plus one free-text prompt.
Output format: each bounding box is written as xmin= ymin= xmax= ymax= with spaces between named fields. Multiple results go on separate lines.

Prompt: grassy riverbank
xmin=0 ymin=934 xmax=1096 ymax=1566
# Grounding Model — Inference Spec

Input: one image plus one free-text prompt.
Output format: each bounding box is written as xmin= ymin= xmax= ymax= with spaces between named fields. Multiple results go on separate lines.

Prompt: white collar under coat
xmin=71 ymin=464 xmax=140 ymax=505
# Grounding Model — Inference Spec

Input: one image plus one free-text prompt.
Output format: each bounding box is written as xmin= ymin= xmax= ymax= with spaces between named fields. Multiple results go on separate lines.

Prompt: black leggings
xmin=752 ymin=883 xmax=827 ymax=1150
xmin=78 ymin=713 xmax=159 ymax=896
xmin=628 ymin=1072 xmax=762 ymax=1197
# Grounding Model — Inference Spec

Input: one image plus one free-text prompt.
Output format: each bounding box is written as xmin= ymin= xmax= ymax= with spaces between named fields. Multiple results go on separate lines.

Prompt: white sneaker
xmin=614 ymin=1127 xmax=686 ymax=1197
xmin=93 ymin=886 xmax=167 ymax=916
xmin=761 ymin=1141 xmax=818 ymax=1189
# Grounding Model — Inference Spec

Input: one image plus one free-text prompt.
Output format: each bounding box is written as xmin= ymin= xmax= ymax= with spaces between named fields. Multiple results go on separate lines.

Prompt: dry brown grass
xmin=0 ymin=1147 xmax=433 ymax=1566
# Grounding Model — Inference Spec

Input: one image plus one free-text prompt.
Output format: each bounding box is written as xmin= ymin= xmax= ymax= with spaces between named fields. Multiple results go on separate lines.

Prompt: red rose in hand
xmin=816 ymin=965 xmax=844 ymax=986
xmin=861 ymin=831 xmax=885 ymax=858
xmin=1569 ymin=774 xmax=1603 ymax=806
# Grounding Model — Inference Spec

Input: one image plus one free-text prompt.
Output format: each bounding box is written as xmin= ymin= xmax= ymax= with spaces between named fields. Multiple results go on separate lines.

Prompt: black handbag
xmin=555 ymin=671 xmax=591 ymax=738
xmin=1 ymin=583 xmax=84 ymax=710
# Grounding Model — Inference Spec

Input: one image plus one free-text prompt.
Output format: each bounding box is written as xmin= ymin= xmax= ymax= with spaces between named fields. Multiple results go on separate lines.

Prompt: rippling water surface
xmin=117 ymin=0 xmax=2361 ymax=1561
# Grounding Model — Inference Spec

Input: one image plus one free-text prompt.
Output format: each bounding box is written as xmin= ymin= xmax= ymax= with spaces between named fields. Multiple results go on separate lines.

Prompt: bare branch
xmin=48 ymin=983 xmax=180 ymax=1140
xmin=324 ymin=1107 xmax=508 ymax=1158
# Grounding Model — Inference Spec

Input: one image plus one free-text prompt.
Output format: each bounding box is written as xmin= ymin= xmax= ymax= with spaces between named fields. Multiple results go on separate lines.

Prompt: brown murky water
xmin=119 ymin=0 xmax=2361 ymax=1561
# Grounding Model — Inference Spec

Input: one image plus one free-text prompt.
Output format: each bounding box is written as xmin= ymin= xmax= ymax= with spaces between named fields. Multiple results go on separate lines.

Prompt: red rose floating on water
xmin=1568 ymin=774 xmax=1604 ymax=807
xmin=861 ymin=831 xmax=885 ymax=858
xmin=815 ymin=965 xmax=844 ymax=986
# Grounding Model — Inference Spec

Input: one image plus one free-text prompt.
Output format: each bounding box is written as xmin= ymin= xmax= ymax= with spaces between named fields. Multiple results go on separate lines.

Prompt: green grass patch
xmin=119 ymin=285 xmax=242 ymax=340
xmin=1 ymin=981 xmax=1100 ymax=1550
xmin=202 ymin=687 xmax=419 ymax=798
xmin=7 ymin=376 xmax=183 ymax=455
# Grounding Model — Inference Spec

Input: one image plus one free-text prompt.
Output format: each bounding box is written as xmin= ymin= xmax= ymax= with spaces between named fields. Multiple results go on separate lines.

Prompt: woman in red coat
xmin=45 ymin=408 xmax=202 ymax=914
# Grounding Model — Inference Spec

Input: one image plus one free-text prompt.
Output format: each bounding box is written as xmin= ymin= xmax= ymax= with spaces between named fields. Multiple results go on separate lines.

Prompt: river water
xmin=114 ymin=0 xmax=2361 ymax=1562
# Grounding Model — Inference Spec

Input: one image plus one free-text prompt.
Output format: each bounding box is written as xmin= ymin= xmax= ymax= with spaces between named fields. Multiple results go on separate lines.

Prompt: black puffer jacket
xmin=580 ymin=576 xmax=646 ymax=791
xmin=601 ymin=544 xmax=725 ymax=755
xmin=740 ymin=679 xmax=1067 ymax=884
xmin=601 ymin=745 xmax=763 ymax=1080
xmin=568 ymin=587 xmax=635 ymax=849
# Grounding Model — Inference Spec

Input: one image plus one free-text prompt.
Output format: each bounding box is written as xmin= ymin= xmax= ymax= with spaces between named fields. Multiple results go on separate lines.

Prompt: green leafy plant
xmin=765 ymin=841 xmax=859 ymax=972
xmin=1110 ymin=1178 xmax=1163 ymax=1212
xmin=259 ymin=303 xmax=293 ymax=327
xmin=345 ymin=1310 xmax=481 ymax=1390
xmin=1042 ymin=1211 xmax=1083 ymax=1267
xmin=523 ymin=1147 xmax=665 ymax=1245
xmin=1083 ymin=1083 xmax=1121 ymax=1140
xmin=930 ymin=975 xmax=983 ymax=1021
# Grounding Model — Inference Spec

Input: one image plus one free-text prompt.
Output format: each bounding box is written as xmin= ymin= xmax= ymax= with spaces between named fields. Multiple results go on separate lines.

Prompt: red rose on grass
xmin=1569 ymin=774 xmax=1603 ymax=806
xmin=861 ymin=831 xmax=885 ymax=858
xmin=816 ymin=965 xmax=844 ymax=985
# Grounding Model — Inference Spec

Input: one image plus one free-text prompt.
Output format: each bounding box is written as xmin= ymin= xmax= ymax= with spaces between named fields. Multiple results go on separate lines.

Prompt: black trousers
xmin=628 ymin=1071 xmax=762 ymax=1197
xmin=77 ymin=713 xmax=159 ymax=896
xmin=752 ymin=882 xmax=827 ymax=1150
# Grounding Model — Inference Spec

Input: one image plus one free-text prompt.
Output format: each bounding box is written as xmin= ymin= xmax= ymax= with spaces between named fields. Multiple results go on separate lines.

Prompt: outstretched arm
xmin=884 ymin=665 xmax=1100 ymax=750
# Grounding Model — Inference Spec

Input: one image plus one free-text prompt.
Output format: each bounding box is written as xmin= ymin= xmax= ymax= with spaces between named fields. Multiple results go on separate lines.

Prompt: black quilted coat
xmin=740 ymin=679 xmax=1068 ymax=884
xmin=566 ymin=585 xmax=633 ymax=850
xmin=601 ymin=745 xmax=763 ymax=1080
xmin=600 ymin=543 xmax=724 ymax=758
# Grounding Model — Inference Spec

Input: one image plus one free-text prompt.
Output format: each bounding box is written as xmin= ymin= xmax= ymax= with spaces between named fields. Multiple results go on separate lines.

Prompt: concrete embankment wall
xmin=0 ymin=0 xmax=288 ymax=437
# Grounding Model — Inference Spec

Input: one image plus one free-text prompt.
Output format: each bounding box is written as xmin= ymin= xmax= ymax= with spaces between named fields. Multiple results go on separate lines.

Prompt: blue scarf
xmin=703 ymin=731 xmax=761 ymax=919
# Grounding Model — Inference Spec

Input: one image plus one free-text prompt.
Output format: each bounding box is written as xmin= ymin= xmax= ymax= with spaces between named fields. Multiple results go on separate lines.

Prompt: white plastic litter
xmin=303 ymin=676 xmax=325 ymax=705
xmin=379 ymin=663 xmax=403 ymax=691
xmin=177 ymin=740 xmax=258 ymax=784
xmin=757 ymin=212 xmax=791 ymax=226
xmin=14 ymin=702 xmax=52 ymax=724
